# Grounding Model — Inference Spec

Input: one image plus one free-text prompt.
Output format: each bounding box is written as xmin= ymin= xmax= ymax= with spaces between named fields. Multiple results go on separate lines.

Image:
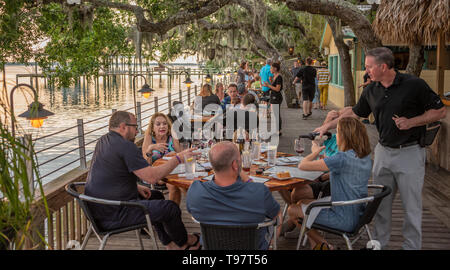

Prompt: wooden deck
xmin=84 ymin=103 xmax=450 ymax=250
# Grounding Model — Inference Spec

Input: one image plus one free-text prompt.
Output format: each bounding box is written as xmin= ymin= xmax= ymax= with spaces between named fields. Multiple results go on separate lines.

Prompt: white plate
xmin=271 ymin=175 xmax=293 ymax=181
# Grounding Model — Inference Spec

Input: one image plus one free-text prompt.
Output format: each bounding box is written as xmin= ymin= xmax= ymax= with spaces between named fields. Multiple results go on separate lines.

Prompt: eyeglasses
xmin=126 ymin=123 xmax=139 ymax=129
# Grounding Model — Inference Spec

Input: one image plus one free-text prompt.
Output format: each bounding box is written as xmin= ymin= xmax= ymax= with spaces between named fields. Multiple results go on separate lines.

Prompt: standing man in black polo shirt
xmin=85 ymin=111 xmax=202 ymax=250
xmin=314 ymin=47 xmax=446 ymax=250
xmin=293 ymin=57 xmax=317 ymax=119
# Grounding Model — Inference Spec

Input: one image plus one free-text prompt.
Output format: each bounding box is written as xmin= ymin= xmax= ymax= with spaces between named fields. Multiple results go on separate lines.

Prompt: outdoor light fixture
xmin=132 ymin=74 xmax=153 ymax=116
xmin=288 ymin=46 xmax=294 ymax=55
xmin=183 ymin=72 xmax=193 ymax=88
xmin=138 ymin=83 xmax=154 ymax=99
xmin=205 ymin=73 xmax=212 ymax=83
xmin=10 ymin=83 xmax=54 ymax=137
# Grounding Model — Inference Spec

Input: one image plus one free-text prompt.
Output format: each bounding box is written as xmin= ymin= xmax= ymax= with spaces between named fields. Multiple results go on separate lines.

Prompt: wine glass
xmin=294 ymin=139 xmax=305 ymax=156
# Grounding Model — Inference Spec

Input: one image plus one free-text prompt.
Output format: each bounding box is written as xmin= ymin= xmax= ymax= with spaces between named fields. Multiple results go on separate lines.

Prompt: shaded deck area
xmin=84 ymin=103 xmax=450 ymax=250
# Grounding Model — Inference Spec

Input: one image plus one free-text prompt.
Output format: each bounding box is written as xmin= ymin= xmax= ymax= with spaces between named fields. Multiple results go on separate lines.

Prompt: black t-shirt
xmin=270 ymin=75 xmax=283 ymax=104
xmin=352 ymin=71 xmax=444 ymax=147
xmin=84 ymin=131 xmax=149 ymax=226
xmin=296 ymin=66 xmax=316 ymax=89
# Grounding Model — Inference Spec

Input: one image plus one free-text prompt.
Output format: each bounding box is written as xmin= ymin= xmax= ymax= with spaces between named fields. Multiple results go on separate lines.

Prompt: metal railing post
xmin=154 ymin=96 xmax=159 ymax=113
xmin=179 ymin=89 xmax=182 ymax=102
xmin=21 ymin=134 xmax=34 ymax=195
xmin=195 ymin=84 xmax=198 ymax=96
xmin=188 ymin=87 xmax=191 ymax=105
xmin=77 ymin=119 xmax=87 ymax=169
xmin=168 ymin=91 xmax=172 ymax=110
xmin=137 ymin=101 xmax=142 ymax=135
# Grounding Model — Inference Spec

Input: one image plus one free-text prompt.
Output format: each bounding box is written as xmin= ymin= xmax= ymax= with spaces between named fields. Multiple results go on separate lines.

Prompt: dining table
xmin=153 ymin=150 xmax=320 ymax=193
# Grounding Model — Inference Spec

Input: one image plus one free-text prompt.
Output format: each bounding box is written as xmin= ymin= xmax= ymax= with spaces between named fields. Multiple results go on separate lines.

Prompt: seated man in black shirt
xmin=84 ymin=111 xmax=201 ymax=250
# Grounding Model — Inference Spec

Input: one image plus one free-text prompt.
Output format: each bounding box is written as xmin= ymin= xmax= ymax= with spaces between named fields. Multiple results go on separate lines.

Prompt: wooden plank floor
xmin=84 ymin=102 xmax=450 ymax=250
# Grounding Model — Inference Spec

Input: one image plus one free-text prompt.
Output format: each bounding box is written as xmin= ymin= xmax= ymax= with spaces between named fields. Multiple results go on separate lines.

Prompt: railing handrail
xmin=29 ymin=85 xmax=202 ymax=183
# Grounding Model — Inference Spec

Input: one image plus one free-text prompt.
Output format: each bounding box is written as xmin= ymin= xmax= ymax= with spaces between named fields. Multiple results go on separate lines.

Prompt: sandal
xmin=184 ymin=233 xmax=202 ymax=250
xmin=313 ymin=242 xmax=332 ymax=250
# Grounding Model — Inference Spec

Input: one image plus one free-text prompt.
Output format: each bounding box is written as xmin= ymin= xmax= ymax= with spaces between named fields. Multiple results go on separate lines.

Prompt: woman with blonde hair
xmin=192 ymin=83 xmax=221 ymax=113
xmin=287 ymin=117 xmax=372 ymax=249
xmin=142 ymin=112 xmax=185 ymax=204
xmin=214 ymin=82 xmax=227 ymax=102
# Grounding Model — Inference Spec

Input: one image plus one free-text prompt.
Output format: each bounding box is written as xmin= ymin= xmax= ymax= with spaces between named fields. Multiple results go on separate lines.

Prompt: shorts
xmin=309 ymin=181 xmax=330 ymax=199
xmin=302 ymin=86 xmax=315 ymax=101
xmin=294 ymin=83 xmax=302 ymax=97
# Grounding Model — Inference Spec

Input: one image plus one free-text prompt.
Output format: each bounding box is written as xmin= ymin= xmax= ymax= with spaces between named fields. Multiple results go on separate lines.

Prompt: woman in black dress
xmin=263 ymin=62 xmax=283 ymax=136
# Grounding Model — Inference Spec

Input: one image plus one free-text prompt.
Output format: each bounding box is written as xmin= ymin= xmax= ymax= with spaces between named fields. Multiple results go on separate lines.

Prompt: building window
xmin=329 ymin=55 xmax=342 ymax=87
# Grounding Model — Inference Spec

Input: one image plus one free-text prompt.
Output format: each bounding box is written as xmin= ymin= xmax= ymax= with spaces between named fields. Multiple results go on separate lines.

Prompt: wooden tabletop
xmin=189 ymin=115 xmax=214 ymax=123
xmin=153 ymin=151 xmax=314 ymax=192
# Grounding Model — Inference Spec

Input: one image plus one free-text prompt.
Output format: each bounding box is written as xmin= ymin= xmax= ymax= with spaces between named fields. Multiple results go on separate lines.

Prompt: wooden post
xmin=154 ymin=96 xmax=159 ymax=113
xmin=436 ymin=30 xmax=445 ymax=97
xmin=137 ymin=101 xmax=142 ymax=135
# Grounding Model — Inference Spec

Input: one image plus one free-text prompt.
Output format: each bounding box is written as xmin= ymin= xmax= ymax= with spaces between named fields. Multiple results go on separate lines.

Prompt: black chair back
xmin=200 ymin=223 xmax=258 ymax=250
xmin=66 ymin=182 xmax=107 ymax=235
xmin=352 ymin=185 xmax=391 ymax=234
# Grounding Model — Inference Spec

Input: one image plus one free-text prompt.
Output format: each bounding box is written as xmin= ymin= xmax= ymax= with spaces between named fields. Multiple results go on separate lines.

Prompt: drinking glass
xmin=267 ymin=145 xmax=277 ymax=166
xmin=294 ymin=139 xmax=305 ymax=156
xmin=251 ymin=141 xmax=261 ymax=161
xmin=180 ymin=141 xmax=190 ymax=151
xmin=242 ymin=151 xmax=252 ymax=172
xmin=184 ymin=156 xmax=196 ymax=179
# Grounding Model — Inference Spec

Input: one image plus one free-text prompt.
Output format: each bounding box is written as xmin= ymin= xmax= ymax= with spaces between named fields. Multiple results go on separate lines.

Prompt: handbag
xmin=419 ymin=121 xmax=441 ymax=147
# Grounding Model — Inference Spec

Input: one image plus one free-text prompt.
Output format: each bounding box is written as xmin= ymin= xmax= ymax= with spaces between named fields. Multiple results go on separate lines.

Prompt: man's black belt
xmin=382 ymin=141 xmax=419 ymax=149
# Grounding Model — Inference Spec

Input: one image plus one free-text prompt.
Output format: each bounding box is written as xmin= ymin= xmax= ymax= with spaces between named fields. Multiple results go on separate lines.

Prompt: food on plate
xmin=276 ymin=171 xmax=291 ymax=179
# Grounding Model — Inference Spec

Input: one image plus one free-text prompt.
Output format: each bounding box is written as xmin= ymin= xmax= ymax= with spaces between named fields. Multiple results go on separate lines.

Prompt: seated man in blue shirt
xmin=84 ymin=111 xmax=201 ymax=250
xmin=186 ymin=141 xmax=280 ymax=250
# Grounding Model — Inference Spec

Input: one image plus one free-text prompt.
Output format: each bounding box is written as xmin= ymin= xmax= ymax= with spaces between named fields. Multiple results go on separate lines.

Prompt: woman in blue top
xmin=287 ymin=117 xmax=372 ymax=249
xmin=142 ymin=112 xmax=184 ymax=204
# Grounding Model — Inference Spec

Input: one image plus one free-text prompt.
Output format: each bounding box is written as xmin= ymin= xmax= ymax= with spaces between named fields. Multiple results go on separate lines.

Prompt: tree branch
xmin=41 ymin=0 xmax=234 ymax=35
xmin=283 ymin=0 xmax=382 ymax=51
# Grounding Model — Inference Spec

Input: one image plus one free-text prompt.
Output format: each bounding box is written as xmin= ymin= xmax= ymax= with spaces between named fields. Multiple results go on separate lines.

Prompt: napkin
xmin=178 ymin=172 xmax=209 ymax=178
xmin=249 ymin=176 xmax=269 ymax=183
xmin=168 ymin=163 xmax=205 ymax=175
xmin=265 ymin=166 xmax=323 ymax=180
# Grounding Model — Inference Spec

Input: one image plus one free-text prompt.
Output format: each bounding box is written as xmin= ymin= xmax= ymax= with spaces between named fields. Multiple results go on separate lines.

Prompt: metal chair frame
xmin=65 ymin=182 xmax=159 ymax=250
xmin=296 ymin=185 xmax=391 ymax=250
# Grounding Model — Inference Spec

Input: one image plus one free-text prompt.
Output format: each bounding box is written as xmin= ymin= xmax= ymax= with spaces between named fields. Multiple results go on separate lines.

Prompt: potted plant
xmin=0 ymin=121 xmax=49 ymax=249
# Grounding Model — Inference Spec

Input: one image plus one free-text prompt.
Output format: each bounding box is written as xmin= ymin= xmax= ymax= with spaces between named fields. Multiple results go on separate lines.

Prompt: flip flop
xmin=184 ymin=233 xmax=202 ymax=250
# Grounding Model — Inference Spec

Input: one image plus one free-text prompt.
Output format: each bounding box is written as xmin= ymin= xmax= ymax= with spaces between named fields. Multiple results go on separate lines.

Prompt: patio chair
xmin=296 ymin=184 xmax=391 ymax=250
xmin=65 ymin=182 xmax=159 ymax=250
xmin=195 ymin=218 xmax=278 ymax=250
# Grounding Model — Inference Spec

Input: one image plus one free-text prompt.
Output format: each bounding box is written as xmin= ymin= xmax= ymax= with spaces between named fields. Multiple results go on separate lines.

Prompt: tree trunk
xmin=327 ymin=17 xmax=355 ymax=106
xmin=405 ymin=44 xmax=425 ymax=77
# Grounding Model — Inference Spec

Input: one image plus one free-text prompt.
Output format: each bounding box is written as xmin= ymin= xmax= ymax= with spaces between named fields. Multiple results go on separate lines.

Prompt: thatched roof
xmin=373 ymin=0 xmax=449 ymax=45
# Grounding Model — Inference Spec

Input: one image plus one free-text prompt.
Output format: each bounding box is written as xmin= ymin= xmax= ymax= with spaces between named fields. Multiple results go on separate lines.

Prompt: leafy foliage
xmin=35 ymin=4 xmax=134 ymax=86
xmin=0 ymin=122 xmax=49 ymax=249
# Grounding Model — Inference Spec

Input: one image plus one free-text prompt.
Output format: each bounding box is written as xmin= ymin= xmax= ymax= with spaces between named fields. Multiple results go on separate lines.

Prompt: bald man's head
xmin=209 ymin=141 xmax=240 ymax=173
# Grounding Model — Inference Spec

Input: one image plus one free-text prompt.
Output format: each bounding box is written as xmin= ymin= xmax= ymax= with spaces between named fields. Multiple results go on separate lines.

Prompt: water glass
xmin=251 ymin=141 xmax=261 ymax=161
xmin=267 ymin=145 xmax=277 ymax=166
xmin=184 ymin=156 xmax=196 ymax=179
xmin=180 ymin=141 xmax=190 ymax=151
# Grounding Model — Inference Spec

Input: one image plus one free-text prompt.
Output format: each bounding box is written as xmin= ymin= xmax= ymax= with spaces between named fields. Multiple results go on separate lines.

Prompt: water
xmin=3 ymin=63 xmax=215 ymax=185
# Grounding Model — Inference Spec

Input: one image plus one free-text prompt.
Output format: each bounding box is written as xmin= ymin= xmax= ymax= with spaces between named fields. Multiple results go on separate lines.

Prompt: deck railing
xmin=26 ymin=84 xmax=205 ymax=250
